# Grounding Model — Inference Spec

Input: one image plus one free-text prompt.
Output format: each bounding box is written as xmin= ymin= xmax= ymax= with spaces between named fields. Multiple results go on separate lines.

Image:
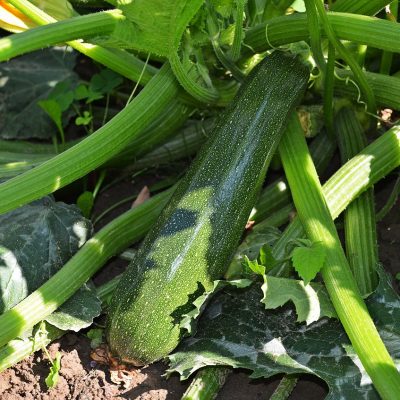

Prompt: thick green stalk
xmin=0 ymin=323 xmax=63 ymax=373
xmin=107 ymin=100 xmax=193 ymax=168
xmin=336 ymin=108 xmax=378 ymax=295
xmin=333 ymin=69 xmax=400 ymax=110
xmin=379 ymin=1 xmax=398 ymax=75
xmin=279 ymin=114 xmax=400 ymax=399
xmin=181 ymin=367 xmax=230 ymax=400
xmin=0 ymin=269 xmax=122 ymax=373
xmin=252 ymin=131 xmax=336 ymax=223
xmin=0 ymin=99 xmax=191 ymax=179
xmin=323 ymin=44 xmax=335 ymax=137
xmin=269 ymin=375 xmax=298 ymax=400
xmin=230 ymin=0 xmax=245 ymax=61
xmin=245 ymin=12 xmax=400 ymax=55
xmin=169 ymin=52 xmax=219 ymax=104
xmin=272 ymin=121 xmax=400 ymax=261
xmin=119 ymin=118 xmax=215 ymax=170
xmin=0 ymin=10 xmax=123 ymax=61
xmin=330 ymin=0 xmax=390 ymax=15
xmin=314 ymin=2 xmax=376 ymax=113
xmin=303 ymin=0 xmax=325 ymax=71
xmin=0 ymin=64 xmax=179 ymax=216
xmin=0 ymin=188 xmax=173 ymax=348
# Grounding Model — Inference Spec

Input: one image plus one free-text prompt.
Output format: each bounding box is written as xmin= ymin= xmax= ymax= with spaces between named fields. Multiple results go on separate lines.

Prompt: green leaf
xmin=47 ymin=81 xmax=75 ymax=112
xmin=103 ymin=0 xmax=204 ymax=56
xmin=226 ymin=226 xmax=282 ymax=279
xmin=168 ymin=270 xmax=400 ymax=399
xmin=89 ymin=69 xmax=123 ymax=95
xmin=179 ymin=279 xmax=253 ymax=334
xmin=244 ymin=256 xmax=265 ymax=276
xmin=86 ymin=328 xmax=104 ymax=349
xmin=74 ymin=84 xmax=90 ymax=100
xmin=38 ymin=99 xmax=63 ymax=134
xmin=45 ymin=284 xmax=101 ymax=332
xmin=0 ymin=48 xmax=77 ymax=139
xmin=259 ymin=244 xmax=277 ymax=268
xmin=0 ymin=197 xmax=92 ymax=313
xmin=75 ymin=111 xmax=93 ymax=127
xmin=45 ymin=352 xmax=61 ymax=389
xmin=261 ymin=276 xmax=337 ymax=324
xmin=291 ymin=241 xmax=327 ymax=284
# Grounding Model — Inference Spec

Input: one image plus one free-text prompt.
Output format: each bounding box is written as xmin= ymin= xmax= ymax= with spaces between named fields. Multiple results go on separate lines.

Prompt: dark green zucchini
xmin=106 ymin=51 xmax=309 ymax=365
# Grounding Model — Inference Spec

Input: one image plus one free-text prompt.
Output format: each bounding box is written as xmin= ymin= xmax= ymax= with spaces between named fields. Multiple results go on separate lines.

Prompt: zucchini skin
xmin=107 ymin=51 xmax=309 ymax=365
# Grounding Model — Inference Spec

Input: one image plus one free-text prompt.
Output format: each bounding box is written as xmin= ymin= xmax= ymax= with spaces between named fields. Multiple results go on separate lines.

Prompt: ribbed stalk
xmin=330 ymin=0 xmax=389 ymax=15
xmin=279 ymin=114 xmax=400 ymax=399
xmin=0 ymin=269 xmax=122 ymax=373
xmin=269 ymin=375 xmax=298 ymax=400
xmin=0 ymin=63 xmax=179 ymax=216
xmin=336 ymin=108 xmax=378 ymax=295
xmin=0 ymin=188 xmax=173 ymax=347
xmin=120 ymin=118 xmax=215 ymax=170
xmin=181 ymin=367 xmax=230 ymax=400
xmin=272 ymin=121 xmax=400 ymax=260
xmin=380 ymin=1 xmax=398 ymax=74
xmin=0 ymin=10 xmax=123 ymax=61
xmin=314 ymin=2 xmax=376 ymax=112
xmin=0 ymin=98 xmax=191 ymax=179
xmin=333 ymin=69 xmax=400 ymax=110
xmin=245 ymin=12 xmax=400 ymax=55
xmin=169 ymin=52 xmax=219 ymax=104
xmin=252 ymin=131 xmax=336 ymax=223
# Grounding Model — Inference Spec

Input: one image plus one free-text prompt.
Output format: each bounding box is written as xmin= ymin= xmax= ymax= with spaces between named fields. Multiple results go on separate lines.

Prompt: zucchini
xmin=106 ymin=51 xmax=309 ymax=365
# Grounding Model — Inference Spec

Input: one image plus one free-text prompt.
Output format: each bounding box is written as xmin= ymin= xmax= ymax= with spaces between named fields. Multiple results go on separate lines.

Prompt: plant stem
xmin=271 ymin=118 xmax=400 ymax=261
xmin=303 ymin=0 xmax=326 ymax=72
xmin=323 ymin=43 xmax=335 ymax=138
xmin=279 ymin=113 xmax=400 ymax=399
xmin=379 ymin=1 xmax=398 ymax=75
xmin=252 ymin=131 xmax=336 ymax=223
xmin=376 ymin=173 xmax=400 ymax=222
xmin=269 ymin=375 xmax=298 ymax=400
xmin=330 ymin=0 xmax=389 ymax=15
xmin=245 ymin=12 xmax=400 ymax=55
xmin=230 ymin=0 xmax=245 ymax=61
xmin=181 ymin=367 xmax=230 ymax=400
xmin=333 ymin=69 xmax=400 ymax=110
xmin=314 ymin=2 xmax=376 ymax=113
xmin=0 ymin=268 xmax=123 ymax=373
xmin=0 ymin=10 xmax=123 ymax=61
xmin=336 ymin=107 xmax=378 ymax=295
xmin=0 ymin=63 xmax=179 ymax=216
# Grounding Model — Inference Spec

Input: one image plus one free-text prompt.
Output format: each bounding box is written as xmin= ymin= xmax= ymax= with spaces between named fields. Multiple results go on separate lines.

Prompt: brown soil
xmin=0 ymin=173 xmax=398 ymax=400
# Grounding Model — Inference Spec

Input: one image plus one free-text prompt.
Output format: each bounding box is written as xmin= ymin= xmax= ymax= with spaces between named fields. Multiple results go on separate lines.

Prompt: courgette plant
xmin=0 ymin=1 xmax=400 ymax=399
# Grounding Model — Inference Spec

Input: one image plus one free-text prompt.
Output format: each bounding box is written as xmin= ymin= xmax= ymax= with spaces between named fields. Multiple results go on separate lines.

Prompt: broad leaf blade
xmin=0 ymin=48 xmax=77 ymax=139
xmin=45 ymin=284 xmax=102 ymax=331
xmin=168 ymin=272 xmax=400 ymax=399
xmin=0 ymin=197 xmax=92 ymax=312
xmin=261 ymin=276 xmax=337 ymax=324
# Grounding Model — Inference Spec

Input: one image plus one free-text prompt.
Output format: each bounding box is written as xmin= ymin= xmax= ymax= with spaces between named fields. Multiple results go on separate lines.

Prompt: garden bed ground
xmin=0 ymin=173 xmax=398 ymax=400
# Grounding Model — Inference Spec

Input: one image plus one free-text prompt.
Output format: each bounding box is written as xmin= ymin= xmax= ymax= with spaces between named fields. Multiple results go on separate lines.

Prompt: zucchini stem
xmin=279 ymin=114 xmax=400 ymax=399
xmin=336 ymin=108 xmax=379 ymax=295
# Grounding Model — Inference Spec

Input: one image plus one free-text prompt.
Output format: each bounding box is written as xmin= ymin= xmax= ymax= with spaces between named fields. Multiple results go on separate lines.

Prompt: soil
xmin=0 ymin=171 xmax=398 ymax=400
